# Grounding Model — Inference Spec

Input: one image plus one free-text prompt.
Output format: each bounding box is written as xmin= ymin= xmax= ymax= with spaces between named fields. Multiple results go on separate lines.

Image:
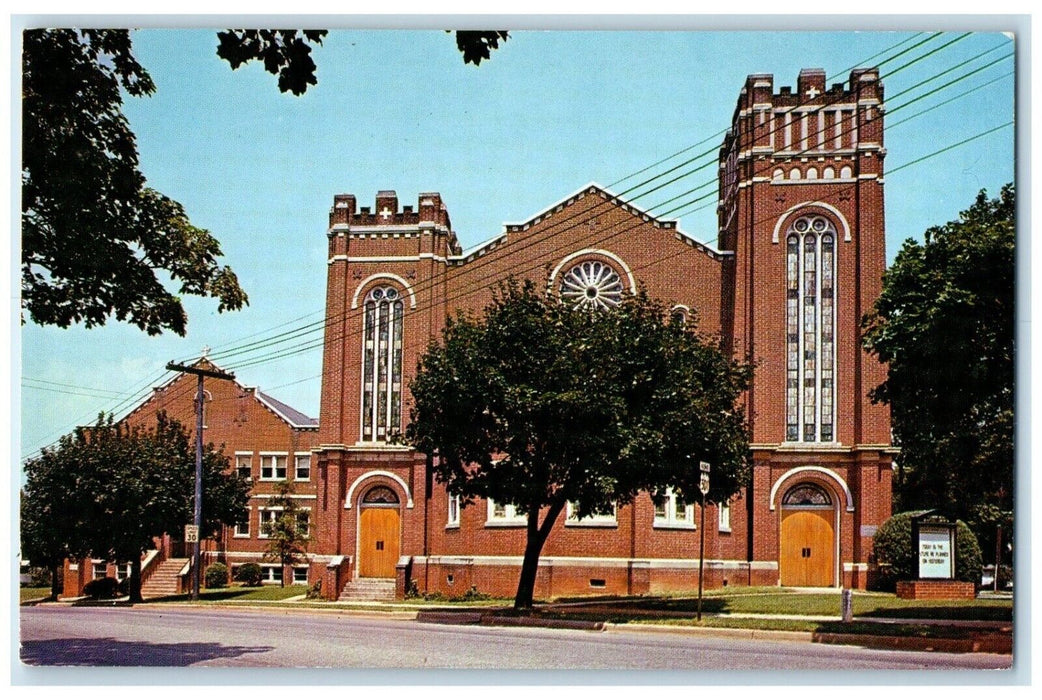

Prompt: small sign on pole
xmin=184 ymin=524 xmax=199 ymax=544
xmin=697 ymin=461 xmax=710 ymax=621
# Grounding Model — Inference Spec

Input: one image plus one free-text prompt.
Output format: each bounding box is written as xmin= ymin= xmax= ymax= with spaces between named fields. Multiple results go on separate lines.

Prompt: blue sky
xmin=15 ymin=26 xmax=1017 ymax=462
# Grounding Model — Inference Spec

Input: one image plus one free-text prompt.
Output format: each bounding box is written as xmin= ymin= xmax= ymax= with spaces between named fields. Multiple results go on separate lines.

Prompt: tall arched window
xmin=786 ymin=216 xmax=836 ymax=442
xmin=361 ymin=285 xmax=404 ymax=441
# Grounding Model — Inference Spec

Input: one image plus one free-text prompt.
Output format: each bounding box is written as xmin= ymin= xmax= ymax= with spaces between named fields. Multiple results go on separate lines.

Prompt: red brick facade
xmin=64 ymin=69 xmax=894 ymax=600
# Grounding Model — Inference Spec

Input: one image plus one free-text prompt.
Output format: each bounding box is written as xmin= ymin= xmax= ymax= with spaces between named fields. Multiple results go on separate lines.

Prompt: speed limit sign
xmin=184 ymin=524 xmax=199 ymax=543
xmin=699 ymin=473 xmax=710 ymax=495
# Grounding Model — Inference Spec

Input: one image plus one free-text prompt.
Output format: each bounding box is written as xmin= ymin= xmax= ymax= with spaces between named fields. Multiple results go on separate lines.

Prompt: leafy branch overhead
xmin=453 ymin=31 xmax=510 ymax=66
xmin=21 ymin=29 xmax=248 ymax=336
xmin=22 ymin=27 xmax=508 ymax=336
xmin=216 ymin=30 xmax=328 ymax=95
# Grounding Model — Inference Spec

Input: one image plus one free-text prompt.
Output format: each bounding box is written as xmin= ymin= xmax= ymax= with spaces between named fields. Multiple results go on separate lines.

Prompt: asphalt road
xmin=17 ymin=605 xmax=1012 ymax=677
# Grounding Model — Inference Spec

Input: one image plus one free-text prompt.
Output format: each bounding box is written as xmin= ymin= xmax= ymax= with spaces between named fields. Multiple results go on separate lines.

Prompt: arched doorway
xmin=779 ymin=483 xmax=836 ymax=587
xmin=358 ymin=485 xmax=401 ymax=578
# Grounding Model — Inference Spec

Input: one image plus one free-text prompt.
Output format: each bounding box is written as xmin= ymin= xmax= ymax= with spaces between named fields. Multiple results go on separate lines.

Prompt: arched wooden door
xmin=358 ymin=486 xmax=401 ymax=578
xmin=779 ymin=483 xmax=836 ymax=587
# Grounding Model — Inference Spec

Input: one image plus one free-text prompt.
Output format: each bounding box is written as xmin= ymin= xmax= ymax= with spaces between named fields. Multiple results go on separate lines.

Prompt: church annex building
xmin=64 ymin=68 xmax=896 ymax=602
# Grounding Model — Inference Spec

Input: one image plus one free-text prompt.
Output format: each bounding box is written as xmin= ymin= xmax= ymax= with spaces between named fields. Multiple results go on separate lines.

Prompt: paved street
xmin=17 ymin=605 xmax=1012 ymax=676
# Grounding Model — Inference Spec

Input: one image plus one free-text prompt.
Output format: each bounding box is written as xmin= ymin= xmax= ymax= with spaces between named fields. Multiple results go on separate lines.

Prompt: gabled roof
xmin=255 ymin=390 xmax=319 ymax=429
xmin=452 ymin=183 xmax=729 ymax=265
xmin=123 ymin=357 xmax=318 ymax=430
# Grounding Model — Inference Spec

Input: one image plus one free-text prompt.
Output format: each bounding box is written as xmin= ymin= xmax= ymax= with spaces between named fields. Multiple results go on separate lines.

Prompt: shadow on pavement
xmin=19 ymin=637 xmax=273 ymax=666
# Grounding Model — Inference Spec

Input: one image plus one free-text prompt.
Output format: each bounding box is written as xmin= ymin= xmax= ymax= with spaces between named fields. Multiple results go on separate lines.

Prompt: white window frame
xmin=294 ymin=454 xmax=311 ymax=481
xmin=653 ymin=488 xmax=696 ymax=529
xmin=447 ymin=493 xmax=460 ymax=528
xmin=485 ymin=498 xmax=526 ymax=526
xmin=116 ymin=562 xmax=132 ymax=582
xmin=296 ymin=508 xmax=311 ymax=539
xmin=260 ymin=565 xmax=283 ymax=584
xmin=259 ymin=452 xmax=288 ymax=481
xmin=92 ymin=560 xmax=108 ymax=580
xmin=293 ymin=566 xmax=309 ymax=585
xmin=233 ymin=506 xmax=251 ymax=538
xmin=235 ymin=452 xmax=253 ymax=482
xmin=718 ymin=500 xmax=732 ymax=533
xmin=565 ymin=501 xmax=618 ymax=527
xmin=257 ymin=506 xmax=283 ymax=539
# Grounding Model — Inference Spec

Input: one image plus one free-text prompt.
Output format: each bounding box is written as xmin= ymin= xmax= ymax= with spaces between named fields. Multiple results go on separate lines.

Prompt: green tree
xmin=407 ymin=280 xmax=751 ymax=609
xmin=862 ymin=185 xmax=1014 ymax=545
xmin=20 ymin=453 xmax=89 ymax=600
xmin=20 ymin=413 xmax=250 ymax=602
xmin=261 ymin=480 xmax=311 ymax=587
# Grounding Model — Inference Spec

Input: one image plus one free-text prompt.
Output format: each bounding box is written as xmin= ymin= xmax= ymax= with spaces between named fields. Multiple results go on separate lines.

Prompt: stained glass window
xmin=559 ymin=260 xmax=624 ymax=310
xmin=785 ymin=216 xmax=837 ymax=442
xmin=362 ymin=286 xmax=404 ymax=441
xmin=782 ymin=483 xmax=832 ymax=506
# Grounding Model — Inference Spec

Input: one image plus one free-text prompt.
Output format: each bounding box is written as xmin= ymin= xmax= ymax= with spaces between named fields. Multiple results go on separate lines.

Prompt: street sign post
xmin=697 ymin=461 xmax=710 ymax=621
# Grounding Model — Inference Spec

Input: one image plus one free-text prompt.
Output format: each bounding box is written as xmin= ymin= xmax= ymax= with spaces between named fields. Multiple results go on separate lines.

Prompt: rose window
xmin=559 ymin=260 xmax=623 ymax=310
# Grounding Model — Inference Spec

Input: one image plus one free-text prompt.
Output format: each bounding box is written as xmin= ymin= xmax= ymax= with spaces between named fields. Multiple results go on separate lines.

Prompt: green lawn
xmin=146 ymin=584 xmax=309 ymax=604
xmin=542 ymin=588 xmax=1012 ymax=623
xmin=20 ymin=587 xmax=52 ymax=604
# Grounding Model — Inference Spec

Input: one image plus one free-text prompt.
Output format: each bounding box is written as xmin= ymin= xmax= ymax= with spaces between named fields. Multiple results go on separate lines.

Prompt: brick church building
xmin=64 ymin=68 xmax=895 ymax=601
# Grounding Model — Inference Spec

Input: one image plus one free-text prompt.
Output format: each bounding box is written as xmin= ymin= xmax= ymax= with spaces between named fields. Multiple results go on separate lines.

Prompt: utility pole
xmin=166 ymin=358 xmax=234 ymax=601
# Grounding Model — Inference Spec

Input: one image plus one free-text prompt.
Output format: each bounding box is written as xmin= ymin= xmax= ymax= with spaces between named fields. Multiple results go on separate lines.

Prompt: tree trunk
xmin=513 ymin=500 xmax=566 ymax=610
xmin=128 ymin=556 xmax=143 ymax=604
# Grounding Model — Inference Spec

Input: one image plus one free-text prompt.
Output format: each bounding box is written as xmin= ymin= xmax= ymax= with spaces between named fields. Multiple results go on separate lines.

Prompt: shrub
xmin=456 ymin=585 xmax=490 ymax=602
xmin=234 ymin=562 xmax=263 ymax=587
xmin=871 ymin=511 xmax=983 ymax=592
xmin=405 ymin=579 xmax=421 ymax=599
xmin=83 ymin=577 xmax=120 ymax=600
xmin=205 ymin=562 xmax=230 ymax=589
xmin=305 ymin=580 xmax=324 ymax=600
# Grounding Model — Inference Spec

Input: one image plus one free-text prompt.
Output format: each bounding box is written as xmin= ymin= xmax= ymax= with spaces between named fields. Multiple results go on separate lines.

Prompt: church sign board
xmin=912 ymin=512 xmax=956 ymax=580
xmin=917 ymin=525 xmax=955 ymax=579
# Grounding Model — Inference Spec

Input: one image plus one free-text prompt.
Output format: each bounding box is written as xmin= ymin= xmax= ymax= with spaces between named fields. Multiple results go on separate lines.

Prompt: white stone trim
xmin=548 ymin=249 xmax=637 ymax=295
xmin=344 ymin=470 xmax=414 ymax=509
xmin=772 ymin=201 xmax=852 ymax=243
xmin=769 ymin=466 xmax=855 ymax=512
xmin=412 ymin=555 xmax=760 ymax=570
xmin=350 ymin=273 xmax=418 ymax=309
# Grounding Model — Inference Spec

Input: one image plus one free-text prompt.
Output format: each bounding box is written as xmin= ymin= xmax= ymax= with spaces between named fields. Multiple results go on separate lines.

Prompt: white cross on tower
xmin=806 ymin=86 xmax=820 ymax=99
xmin=379 ymin=206 xmax=393 ymax=221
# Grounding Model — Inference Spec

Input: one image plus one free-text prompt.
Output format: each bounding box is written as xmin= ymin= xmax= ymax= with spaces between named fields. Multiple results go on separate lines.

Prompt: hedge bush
xmin=83 ymin=576 xmax=120 ymax=599
xmin=205 ymin=562 xmax=230 ymax=589
xmin=234 ymin=562 xmax=263 ymax=587
xmin=871 ymin=511 xmax=983 ymax=592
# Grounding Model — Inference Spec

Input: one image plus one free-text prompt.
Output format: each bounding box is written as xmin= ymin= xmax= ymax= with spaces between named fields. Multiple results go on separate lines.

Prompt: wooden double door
xmin=779 ymin=509 xmax=835 ymax=587
xmin=358 ymin=507 xmax=401 ymax=578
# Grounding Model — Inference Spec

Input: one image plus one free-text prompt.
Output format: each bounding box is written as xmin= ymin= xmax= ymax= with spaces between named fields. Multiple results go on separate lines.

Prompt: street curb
xmin=416 ymin=610 xmax=605 ymax=631
xmin=608 ymin=622 xmax=812 ymax=642
xmin=812 ymin=631 xmax=1013 ymax=655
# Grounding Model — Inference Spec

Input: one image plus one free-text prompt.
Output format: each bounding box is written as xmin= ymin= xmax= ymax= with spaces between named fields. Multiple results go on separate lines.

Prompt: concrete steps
xmin=339 ymin=577 xmax=396 ymax=602
xmin=140 ymin=557 xmax=189 ymax=599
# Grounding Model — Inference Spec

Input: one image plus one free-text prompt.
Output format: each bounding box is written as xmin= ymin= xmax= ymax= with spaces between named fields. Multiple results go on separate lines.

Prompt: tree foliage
xmin=20 ymin=412 xmax=249 ymax=602
xmin=870 ymin=511 xmax=983 ymax=592
xmin=862 ymin=185 xmax=1014 ymax=535
xmin=261 ymin=480 xmax=311 ymax=587
xmin=21 ymin=29 xmax=248 ymax=336
xmin=216 ymin=30 xmax=328 ymax=95
xmin=407 ymin=280 xmax=751 ymax=608
xmin=453 ymin=31 xmax=510 ymax=65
